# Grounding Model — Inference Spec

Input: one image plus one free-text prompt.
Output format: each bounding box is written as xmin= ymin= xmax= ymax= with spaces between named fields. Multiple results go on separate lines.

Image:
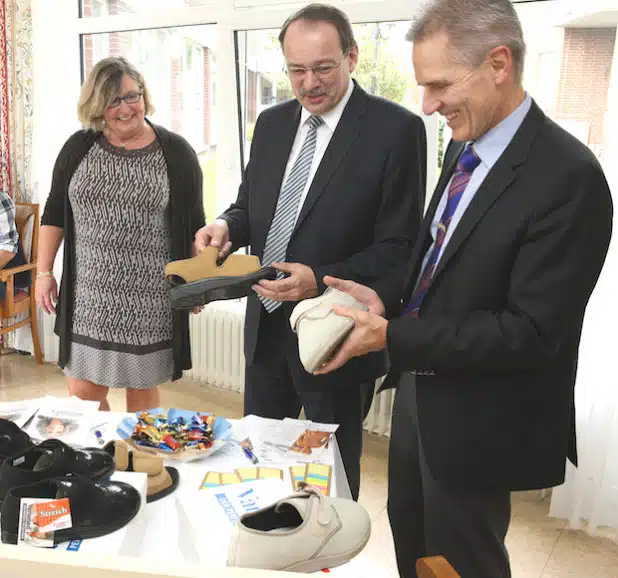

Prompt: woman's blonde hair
xmin=77 ymin=56 xmax=154 ymax=130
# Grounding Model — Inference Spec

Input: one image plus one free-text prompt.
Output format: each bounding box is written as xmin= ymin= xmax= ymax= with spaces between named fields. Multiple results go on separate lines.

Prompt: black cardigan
xmin=41 ymin=123 xmax=205 ymax=380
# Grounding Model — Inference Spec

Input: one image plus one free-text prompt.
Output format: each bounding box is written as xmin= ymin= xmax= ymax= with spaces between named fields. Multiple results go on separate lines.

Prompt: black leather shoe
xmin=0 ymin=418 xmax=33 ymax=462
xmin=0 ymin=475 xmax=141 ymax=545
xmin=168 ymin=267 xmax=277 ymax=310
xmin=0 ymin=439 xmax=115 ymax=503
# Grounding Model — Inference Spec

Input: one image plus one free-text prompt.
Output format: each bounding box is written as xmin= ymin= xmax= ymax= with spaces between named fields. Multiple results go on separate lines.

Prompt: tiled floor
xmin=2 ymin=352 xmax=618 ymax=577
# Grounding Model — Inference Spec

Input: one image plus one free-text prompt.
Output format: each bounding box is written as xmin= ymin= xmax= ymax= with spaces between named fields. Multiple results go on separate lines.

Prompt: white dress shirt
xmin=280 ymin=79 xmax=355 ymax=224
xmin=418 ymin=94 xmax=533 ymax=278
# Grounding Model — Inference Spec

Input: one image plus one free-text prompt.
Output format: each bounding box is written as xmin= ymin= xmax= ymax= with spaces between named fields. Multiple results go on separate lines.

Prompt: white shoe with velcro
xmin=290 ymin=287 xmax=368 ymax=373
xmin=227 ymin=483 xmax=371 ymax=572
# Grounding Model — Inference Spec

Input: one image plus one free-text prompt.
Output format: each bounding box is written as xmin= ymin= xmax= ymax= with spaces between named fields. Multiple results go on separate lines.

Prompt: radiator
xmin=39 ymin=299 xmax=394 ymax=437
xmin=187 ymin=299 xmax=394 ymax=437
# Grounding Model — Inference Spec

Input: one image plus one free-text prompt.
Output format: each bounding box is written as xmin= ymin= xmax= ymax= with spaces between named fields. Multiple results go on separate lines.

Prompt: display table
xmin=0 ymin=411 xmax=359 ymax=578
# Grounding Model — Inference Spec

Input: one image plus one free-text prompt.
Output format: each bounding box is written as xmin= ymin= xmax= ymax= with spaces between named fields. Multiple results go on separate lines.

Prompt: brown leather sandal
xmin=165 ymin=247 xmax=277 ymax=310
xmin=104 ymin=440 xmax=179 ymax=503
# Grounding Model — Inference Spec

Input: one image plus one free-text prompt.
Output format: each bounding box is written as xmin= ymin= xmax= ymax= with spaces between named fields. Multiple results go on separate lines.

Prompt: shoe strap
xmin=295 ymin=482 xmax=332 ymax=526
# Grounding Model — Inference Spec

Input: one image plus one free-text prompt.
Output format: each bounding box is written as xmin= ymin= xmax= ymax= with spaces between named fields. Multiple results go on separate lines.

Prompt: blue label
xmin=67 ymin=539 xmax=82 ymax=551
xmin=215 ymin=493 xmax=240 ymax=523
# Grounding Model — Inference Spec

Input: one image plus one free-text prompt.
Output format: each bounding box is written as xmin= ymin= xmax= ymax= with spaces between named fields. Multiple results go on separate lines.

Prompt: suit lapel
xmin=432 ymin=101 xmax=545 ymax=282
xmin=293 ymin=83 xmax=367 ymax=233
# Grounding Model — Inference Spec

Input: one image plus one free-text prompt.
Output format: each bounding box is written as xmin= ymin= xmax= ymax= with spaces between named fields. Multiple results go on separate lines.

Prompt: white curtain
xmin=549 ymin=30 xmax=618 ymax=536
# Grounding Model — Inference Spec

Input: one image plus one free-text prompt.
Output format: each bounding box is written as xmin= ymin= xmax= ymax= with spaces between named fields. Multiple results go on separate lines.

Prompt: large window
xmin=236 ymin=21 xmax=423 ymax=168
xmin=80 ymin=0 xmax=214 ymax=18
xmin=82 ymin=25 xmax=218 ymax=222
xmin=74 ymin=1 xmax=617 ymax=217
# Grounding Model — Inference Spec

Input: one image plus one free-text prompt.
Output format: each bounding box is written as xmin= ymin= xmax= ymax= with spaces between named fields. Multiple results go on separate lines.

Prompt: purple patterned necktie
xmin=403 ymin=145 xmax=481 ymax=317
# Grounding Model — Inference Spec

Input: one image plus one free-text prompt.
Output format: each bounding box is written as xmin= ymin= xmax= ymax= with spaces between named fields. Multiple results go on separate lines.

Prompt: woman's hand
xmin=35 ymin=276 xmax=58 ymax=314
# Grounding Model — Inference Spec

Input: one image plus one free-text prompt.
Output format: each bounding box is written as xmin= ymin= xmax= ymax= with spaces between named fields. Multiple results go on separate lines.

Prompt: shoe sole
xmin=279 ymin=526 xmax=371 ymax=573
xmin=168 ymin=268 xmax=277 ymax=310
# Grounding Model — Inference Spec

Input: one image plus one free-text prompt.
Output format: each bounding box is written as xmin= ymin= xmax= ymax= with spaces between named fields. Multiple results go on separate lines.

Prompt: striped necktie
xmin=259 ymin=115 xmax=324 ymax=313
xmin=403 ymin=145 xmax=481 ymax=317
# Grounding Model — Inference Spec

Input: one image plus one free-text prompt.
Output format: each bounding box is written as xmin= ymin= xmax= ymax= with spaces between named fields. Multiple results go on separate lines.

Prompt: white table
xmin=1 ymin=411 xmax=359 ymax=577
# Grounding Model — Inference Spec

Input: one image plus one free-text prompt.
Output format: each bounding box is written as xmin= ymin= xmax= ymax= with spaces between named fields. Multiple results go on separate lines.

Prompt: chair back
xmin=14 ymin=203 xmax=39 ymax=264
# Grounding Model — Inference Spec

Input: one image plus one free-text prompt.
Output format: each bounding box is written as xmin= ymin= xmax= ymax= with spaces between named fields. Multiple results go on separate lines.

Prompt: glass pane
xmin=82 ymin=26 xmax=218 ymax=222
xmin=515 ymin=1 xmax=616 ymax=169
xmin=80 ymin=0 xmax=212 ymax=18
xmin=237 ymin=21 xmax=423 ymax=167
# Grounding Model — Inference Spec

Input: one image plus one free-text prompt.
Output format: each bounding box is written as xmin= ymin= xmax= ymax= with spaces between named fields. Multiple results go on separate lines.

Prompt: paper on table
xmin=177 ymin=478 xmax=290 ymax=566
xmin=233 ymin=415 xmax=338 ymax=465
xmin=282 ymin=418 xmax=338 ymax=463
xmin=0 ymin=399 xmax=43 ymax=428
xmin=23 ymin=396 xmax=100 ymax=446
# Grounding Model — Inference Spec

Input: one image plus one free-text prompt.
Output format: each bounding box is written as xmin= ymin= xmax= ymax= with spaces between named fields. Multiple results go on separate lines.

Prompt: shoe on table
xmin=165 ymin=246 xmax=277 ymax=310
xmin=0 ymin=475 xmax=141 ymax=545
xmin=0 ymin=418 xmax=33 ymax=462
xmin=290 ymin=287 xmax=368 ymax=373
xmin=0 ymin=438 xmax=114 ymax=504
xmin=103 ymin=440 xmax=179 ymax=503
xmin=227 ymin=482 xmax=371 ymax=573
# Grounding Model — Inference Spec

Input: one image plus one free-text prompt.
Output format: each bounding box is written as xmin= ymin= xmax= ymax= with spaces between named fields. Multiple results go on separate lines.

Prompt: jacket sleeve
xmin=187 ymin=143 xmax=205 ymax=235
xmin=386 ymin=158 xmax=613 ymax=374
xmin=40 ymin=134 xmax=86 ymax=229
xmin=311 ymin=114 xmax=427 ymax=293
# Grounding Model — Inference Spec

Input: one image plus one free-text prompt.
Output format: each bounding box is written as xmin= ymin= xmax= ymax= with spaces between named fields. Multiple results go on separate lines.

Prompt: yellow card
xmin=289 ymin=465 xmax=308 ymax=491
xmin=220 ymin=472 xmax=242 ymax=485
xmin=236 ymin=467 xmax=258 ymax=482
xmin=200 ymin=471 xmax=222 ymax=489
xmin=305 ymin=463 xmax=332 ymax=496
xmin=257 ymin=467 xmax=284 ymax=480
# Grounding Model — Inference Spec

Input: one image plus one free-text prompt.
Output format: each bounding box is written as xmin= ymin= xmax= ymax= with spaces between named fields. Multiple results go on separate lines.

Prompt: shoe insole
xmin=33 ymin=454 xmax=54 ymax=472
xmin=244 ymin=504 xmax=303 ymax=532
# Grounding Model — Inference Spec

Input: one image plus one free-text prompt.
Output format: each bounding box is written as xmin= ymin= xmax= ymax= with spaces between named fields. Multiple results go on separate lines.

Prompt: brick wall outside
xmin=82 ymin=0 xmax=94 ymax=74
xmin=203 ymin=48 xmax=211 ymax=146
xmin=170 ymin=57 xmax=182 ymax=134
xmin=557 ymin=27 xmax=616 ymax=148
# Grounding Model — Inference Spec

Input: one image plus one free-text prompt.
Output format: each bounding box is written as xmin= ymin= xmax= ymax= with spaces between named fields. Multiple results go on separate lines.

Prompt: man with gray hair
xmin=314 ymin=0 xmax=613 ymax=576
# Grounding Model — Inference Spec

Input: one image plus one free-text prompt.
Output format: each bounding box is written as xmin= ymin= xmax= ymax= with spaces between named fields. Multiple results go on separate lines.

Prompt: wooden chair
xmin=417 ymin=556 xmax=460 ymax=578
xmin=0 ymin=202 xmax=43 ymax=364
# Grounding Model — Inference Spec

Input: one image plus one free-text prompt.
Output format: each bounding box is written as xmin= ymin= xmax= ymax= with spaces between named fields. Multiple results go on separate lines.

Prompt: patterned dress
xmin=64 ymin=136 xmax=173 ymax=389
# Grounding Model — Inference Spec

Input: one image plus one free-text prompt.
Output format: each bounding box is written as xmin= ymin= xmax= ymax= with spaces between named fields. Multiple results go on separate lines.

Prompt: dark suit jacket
xmin=376 ymin=101 xmax=613 ymax=492
xmin=222 ymin=82 xmax=427 ymax=389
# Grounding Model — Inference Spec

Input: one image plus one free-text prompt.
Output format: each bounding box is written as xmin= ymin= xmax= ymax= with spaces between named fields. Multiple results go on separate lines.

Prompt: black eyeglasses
xmin=108 ymin=91 xmax=143 ymax=109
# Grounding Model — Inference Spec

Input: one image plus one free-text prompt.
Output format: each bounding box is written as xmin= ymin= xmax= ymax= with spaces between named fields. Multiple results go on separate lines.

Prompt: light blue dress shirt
xmin=418 ymin=94 xmax=533 ymax=280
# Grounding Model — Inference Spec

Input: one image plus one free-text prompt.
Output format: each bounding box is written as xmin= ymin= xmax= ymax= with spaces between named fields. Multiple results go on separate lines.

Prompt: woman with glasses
xmin=36 ymin=56 xmax=204 ymax=412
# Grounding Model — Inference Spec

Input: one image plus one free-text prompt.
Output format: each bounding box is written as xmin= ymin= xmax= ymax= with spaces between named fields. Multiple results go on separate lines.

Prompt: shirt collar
xmin=473 ymin=93 xmax=532 ymax=170
xmin=299 ymin=78 xmax=355 ymax=132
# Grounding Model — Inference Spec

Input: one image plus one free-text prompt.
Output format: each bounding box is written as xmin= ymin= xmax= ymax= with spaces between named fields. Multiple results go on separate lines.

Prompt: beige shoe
xmin=165 ymin=247 xmax=276 ymax=310
xmin=290 ymin=287 xmax=368 ymax=373
xmin=103 ymin=440 xmax=179 ymax=503
xmin=165 ymin=247 xmax=262 ymax=283
xmin=227 ymin=483 xmax=371 ymax=572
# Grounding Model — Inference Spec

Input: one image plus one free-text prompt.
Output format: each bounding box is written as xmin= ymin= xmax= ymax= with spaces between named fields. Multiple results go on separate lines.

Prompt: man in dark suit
xmin=315 ymin=0 xmax=613 ymax=575
xmin=194 ymin=4 xmax=426 ymax=499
